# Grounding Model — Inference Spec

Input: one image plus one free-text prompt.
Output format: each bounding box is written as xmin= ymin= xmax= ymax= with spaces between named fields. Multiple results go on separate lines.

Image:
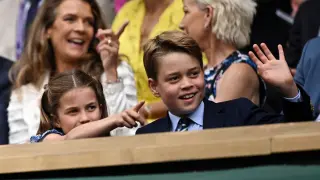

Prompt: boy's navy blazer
xmin=136 ymin=87 xmax=313 ymax=134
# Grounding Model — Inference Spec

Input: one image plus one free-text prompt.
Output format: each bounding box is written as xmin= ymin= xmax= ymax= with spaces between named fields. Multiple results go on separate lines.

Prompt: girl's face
xmin=56 ymin=87 xmax=101 ymax=134
xmin=46 ymin=0 xmax=95 ymax=64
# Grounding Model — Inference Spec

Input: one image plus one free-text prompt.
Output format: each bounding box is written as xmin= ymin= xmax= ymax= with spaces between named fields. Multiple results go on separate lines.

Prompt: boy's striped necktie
xmin=175 ymin=117 xmax=191 ymax=132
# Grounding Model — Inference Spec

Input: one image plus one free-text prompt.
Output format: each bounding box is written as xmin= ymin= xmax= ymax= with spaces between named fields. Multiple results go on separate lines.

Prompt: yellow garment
xmin=112 ymin=0 xmax=184 ymax=104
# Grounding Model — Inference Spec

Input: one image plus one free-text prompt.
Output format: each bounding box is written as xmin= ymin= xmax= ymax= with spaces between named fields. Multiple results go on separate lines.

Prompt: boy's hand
xmin=249 ymin=43 xmax=299 ymax=98
xmin=112 ymin=101 xmax=146 ymax=128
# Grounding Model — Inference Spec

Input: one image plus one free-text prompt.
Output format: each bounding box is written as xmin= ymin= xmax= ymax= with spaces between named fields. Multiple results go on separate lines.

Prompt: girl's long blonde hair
xmin=10 ymin=0 xmax=107 ymax=89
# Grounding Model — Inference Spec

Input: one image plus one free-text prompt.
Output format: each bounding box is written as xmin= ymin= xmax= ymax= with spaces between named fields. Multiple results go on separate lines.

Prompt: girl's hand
xmin=249 ymin=43 xmax=298 ymax=98
xmin=112 ymin=101 xmax=146 ymax=129
xmin=96 ymin=21 xmax=129 ymax=82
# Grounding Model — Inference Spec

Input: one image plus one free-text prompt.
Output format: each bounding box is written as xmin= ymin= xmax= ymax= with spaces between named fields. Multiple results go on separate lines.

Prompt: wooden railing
xmin=0 ymin=122 xmax=320 ymax=175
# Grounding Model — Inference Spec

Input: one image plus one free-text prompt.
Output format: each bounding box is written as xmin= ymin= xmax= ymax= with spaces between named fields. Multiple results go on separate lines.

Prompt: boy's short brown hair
xmin=143 ymin=31 xmax=203 ymax=80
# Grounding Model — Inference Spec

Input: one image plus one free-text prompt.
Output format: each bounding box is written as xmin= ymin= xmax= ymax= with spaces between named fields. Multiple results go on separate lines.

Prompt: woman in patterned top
xmin=179 ymin=0 xmax=266 ymax=106
xmin=30 ymin=70 xmax=145 ymax=143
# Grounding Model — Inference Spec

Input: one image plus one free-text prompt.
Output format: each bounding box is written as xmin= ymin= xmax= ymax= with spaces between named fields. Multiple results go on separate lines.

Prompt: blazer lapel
xmin=155 ymin=114 xmax=173 ymax=133
xmin=202 ymin=99 xmax=226 ymax=129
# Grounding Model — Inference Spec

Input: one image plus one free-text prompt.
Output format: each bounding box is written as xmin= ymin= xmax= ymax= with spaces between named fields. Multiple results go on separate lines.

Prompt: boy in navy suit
xmin=136 ymin=31 xmax=313 ymax=134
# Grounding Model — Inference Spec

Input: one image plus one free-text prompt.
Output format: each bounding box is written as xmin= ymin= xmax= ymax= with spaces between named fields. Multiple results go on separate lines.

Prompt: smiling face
xmin=56 ymin=87 xmax=101 ymax=134
xmin=46 ymin=0 xmax=95 ymax=63
xmin=149 ymin=52 xmax=205 ymax=117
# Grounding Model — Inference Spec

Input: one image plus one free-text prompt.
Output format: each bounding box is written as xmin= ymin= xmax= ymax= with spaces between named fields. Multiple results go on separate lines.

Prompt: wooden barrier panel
xmin=0 ymin=122 xmax=320 ymax=175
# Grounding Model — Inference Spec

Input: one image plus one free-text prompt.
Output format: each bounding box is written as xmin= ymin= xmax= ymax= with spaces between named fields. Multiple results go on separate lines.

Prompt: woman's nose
xmin=74 ymin=21 xmax=85 ymax=32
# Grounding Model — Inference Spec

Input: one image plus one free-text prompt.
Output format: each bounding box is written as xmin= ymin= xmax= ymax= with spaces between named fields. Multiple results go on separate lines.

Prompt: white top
xmin=0 ymin=0 xmax=20 ymax=61
xmin=7 ymin=61 xmax=139 ymax=144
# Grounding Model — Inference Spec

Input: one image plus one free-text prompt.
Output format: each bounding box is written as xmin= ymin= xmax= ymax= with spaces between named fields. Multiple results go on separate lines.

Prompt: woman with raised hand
xmin=179 ymin=0 xmax=267 ymax=107
xmin=8 ymin=0 xmax=137 ymax=144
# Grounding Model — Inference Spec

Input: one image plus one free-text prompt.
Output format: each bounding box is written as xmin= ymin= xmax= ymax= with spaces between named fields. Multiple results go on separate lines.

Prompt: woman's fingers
xmin=253 ymin=44 xmax=269 ymax=64
xmin=96 ymin=37 xmax=119 ymax=55
xmin=96 ymin=21 xmax=129 ymax=42
xmin=96 ymin=38 xmax=119 ymax=50
xmin=96 ymin=29 xmax=113 ymax=40
xmin=278 ymin=44 xmax=286 ymax=61
xmin=96 ymin=45 xmax=118 ymax=55
xmin=248 ymin=51 xmax=263 ymax=67
xmin=116 ymin=21 xmax=129 ymax=38
xmin=96 ymin=29 xmax=118 ymax=41
xmin=261 ymin=43 xmax=275 ymax=60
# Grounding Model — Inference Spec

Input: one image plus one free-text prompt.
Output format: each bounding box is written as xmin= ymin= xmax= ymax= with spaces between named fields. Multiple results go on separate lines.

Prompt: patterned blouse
xmin=204 ymin=51 xmax=267 ymax=106
xmin=30 ymin=129 xmax=64 ymax=143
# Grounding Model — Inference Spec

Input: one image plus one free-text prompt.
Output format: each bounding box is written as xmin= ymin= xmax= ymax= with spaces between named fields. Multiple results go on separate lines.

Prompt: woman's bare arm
xmin=214 ymin=63 xmax=260 ymax=105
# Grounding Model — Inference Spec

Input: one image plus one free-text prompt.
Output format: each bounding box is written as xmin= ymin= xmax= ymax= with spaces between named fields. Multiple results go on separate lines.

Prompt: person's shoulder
xmin=42 ymin=133 xmax=65 ymax=141
xmin=30 ymin=129 xmax=64 ymax=143
xmin=208 ymin=97 xmax=254 ymax=105
xmin=233 ymin=52 xmax=257 ymax=70
xmin=203 ymin=98 xmax=257 ymax=124
xmin=306 ymin=37 xmax=320 ymax=48
xmin=302 ymin=37 xmax=320 ymax=60
xmin=9 ymin=83 xmax=35 ymax=103
xmin=10 ymin=80 xmax=44 ymax=101
xmin=226 ymin=63 xmax=257 ymax=76
xmin=222 ymin=63 xmax=259 ymax=88
xmin=136 ymin=117 xmax=168 ymax=134
xmin=206 ymin=98 xmax=256 ymax=112
xmin=8 ymin=72 xmax=48 ymax=111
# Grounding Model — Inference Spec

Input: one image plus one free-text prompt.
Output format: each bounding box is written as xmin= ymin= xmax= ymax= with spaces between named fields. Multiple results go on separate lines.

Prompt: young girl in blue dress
xmin=30 ymin=70 xmax=145 ymax=143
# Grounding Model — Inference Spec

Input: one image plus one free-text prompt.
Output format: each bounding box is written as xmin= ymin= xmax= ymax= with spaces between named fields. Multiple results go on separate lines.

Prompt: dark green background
xmin=42 ymin=165 xmax=320 ymax=180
